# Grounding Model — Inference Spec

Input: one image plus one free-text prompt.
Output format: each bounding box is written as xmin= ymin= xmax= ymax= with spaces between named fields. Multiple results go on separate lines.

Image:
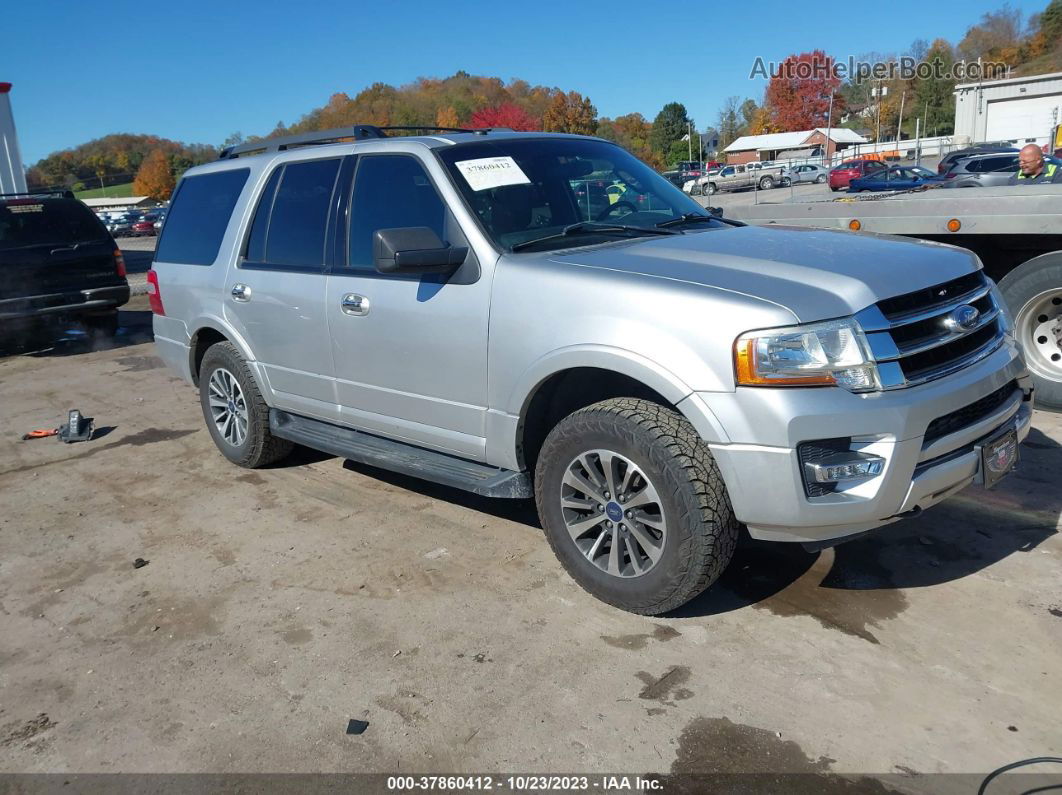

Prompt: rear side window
xmin=248 ymin=159 xmax=341 ymax=268
xmin=156 ymin=168 xmax=249 ymax=265
xmin=984 ymin=155 xmax=1018 ymax=173
xmin=0 ymin=199 xmax=109 ymax=250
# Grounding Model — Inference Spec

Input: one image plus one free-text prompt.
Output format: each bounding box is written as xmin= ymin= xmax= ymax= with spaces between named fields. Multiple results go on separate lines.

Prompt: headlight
xmin=734 ymin=318 xmax=878 ymax=392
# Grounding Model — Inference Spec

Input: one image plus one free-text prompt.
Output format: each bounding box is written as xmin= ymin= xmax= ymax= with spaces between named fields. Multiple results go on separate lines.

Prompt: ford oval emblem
xmin=944 ymin=304 xmax=980 ymax=332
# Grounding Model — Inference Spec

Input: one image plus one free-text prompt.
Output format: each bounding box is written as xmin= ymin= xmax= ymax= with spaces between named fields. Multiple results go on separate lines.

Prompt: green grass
xmin=75 ymin=182 xmax=135 ymax=200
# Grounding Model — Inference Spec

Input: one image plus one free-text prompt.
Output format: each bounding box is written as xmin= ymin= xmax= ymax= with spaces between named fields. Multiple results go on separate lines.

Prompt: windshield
xmin=436 ymin=137 xmax=719 ymax=252
xmin=0 ymin=199 xmax=110 ymax=250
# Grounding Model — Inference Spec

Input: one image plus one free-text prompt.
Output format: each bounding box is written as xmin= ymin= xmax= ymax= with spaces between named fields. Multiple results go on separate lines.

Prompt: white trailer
xmin=0 ymin=82 xmax=28 ymax=195
xmin=726 ymin=185 xmax=1062 ymax=410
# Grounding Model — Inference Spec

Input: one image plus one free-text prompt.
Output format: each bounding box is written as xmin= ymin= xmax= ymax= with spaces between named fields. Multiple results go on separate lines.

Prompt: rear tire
xmin=707 ymin=183 xmax=717 ymax=195
xmin=816 ymin=174 xmax=827 ymax=184
xmin=758 ymin=176 xmax=774 ymax=190
xmin=199 ymin=342 xmax=293 ymax=467
xmin=999 ymin=254 xmax=1062 ymax=411
xmin=534 ymin=398 xmax=739 ymax=615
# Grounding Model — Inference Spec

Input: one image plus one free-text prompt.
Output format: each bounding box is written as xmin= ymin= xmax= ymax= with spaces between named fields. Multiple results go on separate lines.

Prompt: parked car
xmin=107 ymin=214 xmax=136 ymax=237
xmin=702 ymin=163 xmax=788 ymax=194
xmin=828 ymin=159 xmax=888 ymax=191
xmin=0 ymin=190 xmax=129 ymax=340
xmin=684 ymin=168 xmax=721 ymax=195
xmin=943 ymin=153 xmax=1062 ymax=188
xmin=786 ymin=164 xmax=829 ymax=184
xmin=937 ymin=144 xmax=1018 ymax=175
xmin=131 ymin=213 xmax=161 ymax=236
xmin=848 ymin=165 xmax=946 ymax=192
xmin=149 ymin=126 xmax=1028 ymax=615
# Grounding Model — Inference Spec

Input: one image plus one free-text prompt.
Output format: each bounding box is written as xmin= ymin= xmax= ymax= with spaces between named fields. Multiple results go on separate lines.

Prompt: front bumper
xmin=692 ymin=338 xmax=1032 ymax=543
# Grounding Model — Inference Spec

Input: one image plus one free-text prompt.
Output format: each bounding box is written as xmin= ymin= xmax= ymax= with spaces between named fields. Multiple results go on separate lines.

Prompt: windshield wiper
xmin=655 ymin=213 xmax=716 ymax=228
xmin=510 ymin=221 xmax=677 ymax=252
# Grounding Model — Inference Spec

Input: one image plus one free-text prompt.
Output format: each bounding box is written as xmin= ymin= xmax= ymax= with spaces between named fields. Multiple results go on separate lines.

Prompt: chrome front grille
xmin=856 ymin=271 xmax=1006 ymax=390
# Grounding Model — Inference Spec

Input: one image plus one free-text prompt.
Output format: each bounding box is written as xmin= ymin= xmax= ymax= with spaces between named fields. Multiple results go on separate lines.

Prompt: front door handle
xmin=341 ymin=293 xmax=370 ymax=316
xmin=231 ymin=283 xmax=251 ymax=302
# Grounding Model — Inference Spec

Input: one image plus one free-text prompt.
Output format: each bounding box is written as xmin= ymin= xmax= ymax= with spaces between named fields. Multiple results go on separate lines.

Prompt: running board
xmin=269 ymin=410 xmax=532 ymax=498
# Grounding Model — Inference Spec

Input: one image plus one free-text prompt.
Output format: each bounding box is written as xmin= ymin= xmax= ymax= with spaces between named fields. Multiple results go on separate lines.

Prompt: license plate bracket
xmin=978 ymin=427 xmax=1019 ymax=488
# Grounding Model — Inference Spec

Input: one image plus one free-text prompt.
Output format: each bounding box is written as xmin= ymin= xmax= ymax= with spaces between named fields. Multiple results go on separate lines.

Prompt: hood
xmin=548 ymin=225 xmax=979 ymax=323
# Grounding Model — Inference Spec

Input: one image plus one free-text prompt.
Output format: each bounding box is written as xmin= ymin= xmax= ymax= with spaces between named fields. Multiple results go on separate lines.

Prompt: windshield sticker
xmin=9 ymin=203 xmax=43 ymax=213
xmin=454 ymin=156 xmax=531 ymax=192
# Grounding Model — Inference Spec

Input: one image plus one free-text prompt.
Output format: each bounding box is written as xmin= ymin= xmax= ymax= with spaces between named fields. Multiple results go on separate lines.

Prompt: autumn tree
xmin=957 ymin=5 xmax=1024 ymax=62
xmin=596 ymin=113 xmax=660 ymax=168
xmin=542 ymin=91 xmax=597 ymax=135
xmin=764 ymin=51 xmax=845 ymax=131
xmin=470 ymin=103 xmax=540 ymax=131
xmin=133 ymin=149 xmax=176 ymax=201
xmin=435 ymin=106 xmax=460 ymax=128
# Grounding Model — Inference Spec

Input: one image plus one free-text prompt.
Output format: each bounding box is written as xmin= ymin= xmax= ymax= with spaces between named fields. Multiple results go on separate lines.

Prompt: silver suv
xmin=151 ymin=126 xmax=1032 ymax=614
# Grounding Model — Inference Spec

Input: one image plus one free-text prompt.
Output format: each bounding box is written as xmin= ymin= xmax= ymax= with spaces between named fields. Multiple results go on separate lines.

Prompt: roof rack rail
xmin=218 ymin=125 xmax=509 ymax=159
xmin=0 ymin=189 xmax=75 ymax=199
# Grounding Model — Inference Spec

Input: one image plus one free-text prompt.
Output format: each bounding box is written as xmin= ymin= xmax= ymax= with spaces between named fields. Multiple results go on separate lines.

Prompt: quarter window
xmin=156 ymin=168 xmax=249 ymax=266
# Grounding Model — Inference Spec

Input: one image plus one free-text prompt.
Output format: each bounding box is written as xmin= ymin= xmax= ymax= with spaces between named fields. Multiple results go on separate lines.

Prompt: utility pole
xmin=688 ymin=122 xmax=693 ymax=161
xmin=875 ymin=81 xmax=882 ymax=145
xmin=896 ymin=90 xmax=906 ymax=143
xmin=914 ymin=116 xmax=921 ymax=165
xmin=823 ymin=91 xmax=835 ymax=167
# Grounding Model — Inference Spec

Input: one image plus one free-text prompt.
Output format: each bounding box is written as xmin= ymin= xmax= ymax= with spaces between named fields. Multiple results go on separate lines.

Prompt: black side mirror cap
xmin=374 ymin=227 xmax=468 ymax=275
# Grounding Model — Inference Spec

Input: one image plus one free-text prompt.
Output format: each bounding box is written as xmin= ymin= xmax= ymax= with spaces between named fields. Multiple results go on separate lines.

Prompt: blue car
xmin=848 ymin=165 xmax=945 ymax=192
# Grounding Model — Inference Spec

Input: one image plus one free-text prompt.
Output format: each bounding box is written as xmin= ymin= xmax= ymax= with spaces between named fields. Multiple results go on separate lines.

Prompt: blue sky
xmin=3 ymin=0 xmax=1049 ymax=165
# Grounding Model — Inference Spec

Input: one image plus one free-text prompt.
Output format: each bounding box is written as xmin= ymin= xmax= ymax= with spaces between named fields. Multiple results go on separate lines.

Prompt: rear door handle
xmin=341 ymin=293 xmax=370 ymax=316
xmin=231 ymin=283 xmax=251 ymax=302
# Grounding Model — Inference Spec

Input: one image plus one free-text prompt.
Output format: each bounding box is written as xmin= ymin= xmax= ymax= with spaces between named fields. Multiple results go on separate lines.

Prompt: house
xmin=723 ymin=127 xmax=868 ymax=164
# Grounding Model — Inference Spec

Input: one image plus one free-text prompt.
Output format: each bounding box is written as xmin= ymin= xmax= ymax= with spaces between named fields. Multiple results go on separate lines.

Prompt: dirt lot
xmin=1 ymin=296 xmax=1060 ymax=790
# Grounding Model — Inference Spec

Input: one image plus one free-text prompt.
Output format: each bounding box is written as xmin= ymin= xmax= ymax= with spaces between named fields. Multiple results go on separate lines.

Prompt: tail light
xmin=146 ymin=269 xmax=165 ymax=315
xmin=113 ymin=249 xmax=127 ymax=278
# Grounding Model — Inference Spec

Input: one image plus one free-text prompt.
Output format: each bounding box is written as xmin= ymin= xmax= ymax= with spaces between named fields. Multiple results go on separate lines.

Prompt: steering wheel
xmin=596 ymin=200 xmax=637 ymax=221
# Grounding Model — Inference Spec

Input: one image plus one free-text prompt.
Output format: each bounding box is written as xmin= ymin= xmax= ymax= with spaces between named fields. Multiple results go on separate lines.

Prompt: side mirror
xmin=374 ymin=227 xmax=468 ymax=275
xmin=708 ymin=206 xmax=724 ymax=218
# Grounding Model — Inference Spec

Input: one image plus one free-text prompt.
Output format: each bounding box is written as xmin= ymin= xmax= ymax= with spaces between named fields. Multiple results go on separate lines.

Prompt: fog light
xmin=804 ymin=452 xmax=885 ymax=484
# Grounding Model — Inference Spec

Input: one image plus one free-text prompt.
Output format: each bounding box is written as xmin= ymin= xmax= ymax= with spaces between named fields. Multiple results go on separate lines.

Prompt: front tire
xmin=999 ymin=254 xmax=1062 ymax=411
xmin=534 ymin=398 xmax=739 ymax=615
xmin=199 ymin=342 xmax=293 ymax=467
xmin=816 ymin=174 xmax=827 ymax=184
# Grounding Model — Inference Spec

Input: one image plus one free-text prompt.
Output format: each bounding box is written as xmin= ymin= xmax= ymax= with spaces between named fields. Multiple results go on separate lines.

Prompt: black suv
xmin=0 ymin=190 xmax=129 ymax=340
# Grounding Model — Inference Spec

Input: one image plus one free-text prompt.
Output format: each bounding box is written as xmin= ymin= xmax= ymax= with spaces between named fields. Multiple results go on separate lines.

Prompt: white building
xmin=82 ymin=196 xmax=157 ymax=214
xmin=953 ymin=70 xmax=1062 ymax=147
xmin=723 ymin=127 xmax=867 ymax=164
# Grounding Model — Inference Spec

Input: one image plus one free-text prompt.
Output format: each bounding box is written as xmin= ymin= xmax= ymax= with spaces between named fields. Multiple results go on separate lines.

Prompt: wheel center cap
xmin=605 ymin=502 xmax=623 ymax=522
xmin=227 ymin=400 xmax=237 ymax=414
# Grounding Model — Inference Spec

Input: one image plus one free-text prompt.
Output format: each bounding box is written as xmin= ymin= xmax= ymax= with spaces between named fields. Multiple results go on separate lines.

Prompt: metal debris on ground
xmin=57 ymin=409 xmax=94 ymax=443
xmin=133 ymin=558 xmax=149 ymax=569
xmin=345 ymin=719 xmax=369 ymax=735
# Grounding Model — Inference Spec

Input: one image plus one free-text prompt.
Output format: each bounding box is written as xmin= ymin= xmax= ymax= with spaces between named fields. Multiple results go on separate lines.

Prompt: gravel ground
xmin=0 ymin=297 xmax=1059 ymax=789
